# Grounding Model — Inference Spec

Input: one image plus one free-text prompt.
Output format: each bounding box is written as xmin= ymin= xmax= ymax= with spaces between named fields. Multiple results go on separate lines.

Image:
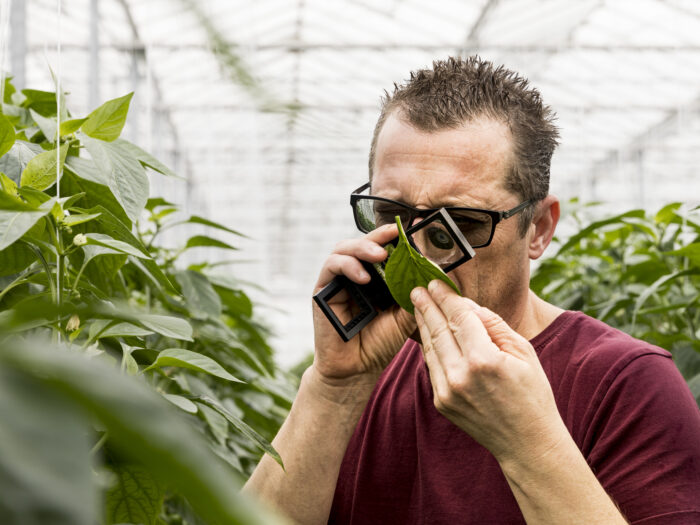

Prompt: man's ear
xmin=528 ymin=195 xmax=560 ymax=260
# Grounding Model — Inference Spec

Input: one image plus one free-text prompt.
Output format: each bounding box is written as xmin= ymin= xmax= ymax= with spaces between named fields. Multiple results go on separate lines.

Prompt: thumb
xmin=474 ymin=305 xmax=534 ymax=359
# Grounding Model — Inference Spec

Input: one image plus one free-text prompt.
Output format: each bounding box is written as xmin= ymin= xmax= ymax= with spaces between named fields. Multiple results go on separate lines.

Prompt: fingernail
xmin=358 ymin=269 xmax=370 ymax=280
xmin=428 ymin=280 xmax=441 ymax=293
xmin=410 ymin=287 xmax=424 ymax=303
xmin=372 ymin=245 xmax=386 ymax=256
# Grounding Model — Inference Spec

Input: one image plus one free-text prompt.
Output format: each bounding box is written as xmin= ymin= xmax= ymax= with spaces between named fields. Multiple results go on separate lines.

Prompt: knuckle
xmin=429 ymin=323 xmax=452 ymax=342
xmin=449 ymin=309 xmax=475 ymax=331
xmin=333 ymin=239 xmax=350 ymax=253
xmin=433 ymin=390 xmax=449 ymax=412
xmin=446 ymin=370 xmax=468 ymax=392
xmin=469 ymin=355 xmax=497 ymax=376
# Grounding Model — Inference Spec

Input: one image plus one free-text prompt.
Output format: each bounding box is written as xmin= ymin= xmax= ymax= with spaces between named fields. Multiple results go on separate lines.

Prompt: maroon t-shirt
xmin=329 ymin=311 xmax=700 ymax=524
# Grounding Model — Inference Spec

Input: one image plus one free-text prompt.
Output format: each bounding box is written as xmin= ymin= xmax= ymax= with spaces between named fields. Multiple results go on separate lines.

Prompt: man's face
xmin=371 ymin=112 xmax=533 ymax=322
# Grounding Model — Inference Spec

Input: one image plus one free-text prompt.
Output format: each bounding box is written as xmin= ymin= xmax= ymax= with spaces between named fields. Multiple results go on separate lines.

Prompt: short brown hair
xmin=368 ymin=56 xmax=559 ymax=235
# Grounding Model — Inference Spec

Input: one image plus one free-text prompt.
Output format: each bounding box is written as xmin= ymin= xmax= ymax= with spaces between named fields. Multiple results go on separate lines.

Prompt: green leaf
xmin=0 ymin=113 xmax=15 ymax=157
xmin=0 ymin=240 xmax=36 ymax=276
xmin=163 ymin=393 xmax=198 ymax=414
xmin=62 ymin=211 xmax=101 ymax=227
xmin=114 ymin=140 xmax=179 ymax=178
xmin=0 ymin=141 xmax=43 ymax=183
xmin=0 ymin=195 xmax=52 ymax=250
xmin=0 ymin=172 xmax=18 ymax=195
xmin=0 ymin=343 xmax=283 ymax=525
xmin=384 ymin=216 xmax=460 ymax=314
xmin=28 ymin=108 xmax=57 ymax=142
xmin=61 ymin=192 xmax=85 ymax=209
xmin=89 ymin=319 xmax=154 ymax=340
xmin=667 ymin=243 xmax=700 ymax=264
xmin=128 ymin=255 xmax=178 ymax=296
xmin=217 ymin=287 xmax=253 ymax=317
xmin=122 ymin=351 xmax=140 ymax=376
xmin=177 ymin=215 xmax=246 ymax=237
xmin=85 ymin=233 xmax=149 ymax=259
xmin=139 ymin=314 xmax=193 ymax=341
xmin=59 ymin=118 xmax=87 ymax=136
xmin=81 ymin=244 xmax=128 ymax=278
xmin=632 ymin=268 xmax=699 ymax=326
xmin=81 ymin=93 xmax=133 ymax=141
xmin=146 ymin=348 xmax=242 ymax=383
xmin=0 ymin=367 xmax=98 ymax=525
xmin=185 ymin=235 xmax=238 ymax=251
xmin=194 ymin=396 xmax=283 ymax=468
xmin=62 ymin=165 xmax=131 ymax=227
xmin=145 ymin=197 xmax=175 ymax=211
xmin=199 ymin=404 xmax=229 ymax=445
xmin=70 ymin=203 xmax=176 ymax=296
xmin=176 ymin=270 xmax=222 ymax=319
xmin=105 ymin=463 xmax=164 ymax=525
xmin=20 ymin=142 xmax=69 ymax=190
xmin=3 ymin=76 xmax=16 ymax=104
xmin=80 ymin=135 xmax=149 ymax=222
xmin=654 ymin=202 xmax=682 ymax=224
xmin=557 ymin=210 xmax=646 ymax=254
xmin=20 ymin=89 xmax=57 ymax=117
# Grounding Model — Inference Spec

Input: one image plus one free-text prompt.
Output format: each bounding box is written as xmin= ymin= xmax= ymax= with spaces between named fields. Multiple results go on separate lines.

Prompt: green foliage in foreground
xmin=0 ymin=77 xmax=292 ymax=523
xmin=532 ymin=201 xmax=700 ymax=404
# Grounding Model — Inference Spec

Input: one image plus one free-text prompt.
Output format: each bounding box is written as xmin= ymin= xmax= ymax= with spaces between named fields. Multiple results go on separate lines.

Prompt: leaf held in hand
xmin=384 ymin=216 xmax=460 ymax=314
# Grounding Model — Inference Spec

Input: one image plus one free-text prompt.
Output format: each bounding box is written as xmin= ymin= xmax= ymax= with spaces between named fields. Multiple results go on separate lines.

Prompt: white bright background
xmin=2 ymin=0 xmax=700 ymax=367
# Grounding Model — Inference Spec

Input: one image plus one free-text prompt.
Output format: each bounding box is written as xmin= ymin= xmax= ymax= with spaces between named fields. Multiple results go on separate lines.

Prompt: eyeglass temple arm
xmin=502 ymin=200 xmax=532 ymax=219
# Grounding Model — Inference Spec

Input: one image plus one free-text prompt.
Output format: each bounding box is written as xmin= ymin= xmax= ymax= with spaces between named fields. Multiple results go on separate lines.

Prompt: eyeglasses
xmin=350 ymin=182 xmax=532 ymax=249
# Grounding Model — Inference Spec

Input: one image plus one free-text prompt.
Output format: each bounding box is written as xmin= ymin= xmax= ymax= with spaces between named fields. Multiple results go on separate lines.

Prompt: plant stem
xmin=0 ymin=266 xmax=42 ymax=303
xmin=146 ymin=222 xmax=162 ymax=250
xmin=70 ymin=260 xmax=89 ymax=296
xmin=90 ymin=432 xmax=108 ymax=456
xmin=30 ymin=245 xmax=56 ymax=303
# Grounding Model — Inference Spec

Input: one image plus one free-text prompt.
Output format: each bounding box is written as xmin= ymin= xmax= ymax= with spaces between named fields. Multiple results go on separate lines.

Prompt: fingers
xmin=419 ymin=280 xmax=496 ymax=357
xmin=426 ymin=280 xmax=534 ymax=361
xmin=315 ymin=224 xmax=398 ymax=289
xmin=474 ymin=306 xmax=535 ymax=360
xmin=315 ymin=254 xmax=371 ymax=291
xmin=414 ymin=308 xmax=450 ymax=402
xmin=411 ymin=287 xmax=464 ymax=366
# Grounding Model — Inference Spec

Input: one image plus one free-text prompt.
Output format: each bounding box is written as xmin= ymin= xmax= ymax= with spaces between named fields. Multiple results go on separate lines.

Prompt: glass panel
xmin=408 ymin=216 xmax=467 ymax=270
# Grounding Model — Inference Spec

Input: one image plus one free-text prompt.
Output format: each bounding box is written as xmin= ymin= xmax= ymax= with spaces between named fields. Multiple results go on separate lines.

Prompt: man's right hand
xmin=311 ymin=224 xmax=417 ymax=386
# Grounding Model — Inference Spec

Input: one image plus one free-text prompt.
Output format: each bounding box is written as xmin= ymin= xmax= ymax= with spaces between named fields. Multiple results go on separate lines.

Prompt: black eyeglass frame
xmin=350 ymin=182 xmax=532 ymax=249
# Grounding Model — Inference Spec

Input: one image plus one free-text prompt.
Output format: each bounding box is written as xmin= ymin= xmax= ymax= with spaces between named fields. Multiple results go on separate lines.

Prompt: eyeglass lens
xmin=355 ymin=197 xmax=493 ymax=248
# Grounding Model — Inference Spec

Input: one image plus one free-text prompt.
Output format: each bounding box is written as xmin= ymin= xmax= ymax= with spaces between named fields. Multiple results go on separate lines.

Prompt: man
xmin=245 ymin=57 xmax=700 ymax=524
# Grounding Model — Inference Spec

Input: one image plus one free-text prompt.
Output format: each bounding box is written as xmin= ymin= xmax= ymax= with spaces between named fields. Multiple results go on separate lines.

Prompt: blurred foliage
xmin=0 ymin=76 xmax=292 ymax=524
xmin=532 ymin=199 xmax=700 ymax=404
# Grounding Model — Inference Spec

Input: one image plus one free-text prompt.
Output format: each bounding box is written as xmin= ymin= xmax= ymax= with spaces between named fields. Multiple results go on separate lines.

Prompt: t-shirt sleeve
xmin=584 ymin=352 xmax=700 ymax=524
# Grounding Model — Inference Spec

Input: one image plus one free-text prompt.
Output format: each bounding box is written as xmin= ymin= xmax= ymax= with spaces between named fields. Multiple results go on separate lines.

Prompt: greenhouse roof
xmin=4 ymin=0 xmax=700 ymax=363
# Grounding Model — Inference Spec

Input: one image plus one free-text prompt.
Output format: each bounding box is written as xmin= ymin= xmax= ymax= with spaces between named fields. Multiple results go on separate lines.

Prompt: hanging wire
xmin=56 ymin=0 xmax=62 ymax=341
xmin=0 ymin=0 xmax=12 ymax=103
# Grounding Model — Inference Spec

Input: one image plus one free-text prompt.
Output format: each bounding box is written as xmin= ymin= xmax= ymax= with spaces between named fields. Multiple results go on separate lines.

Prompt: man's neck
xmin=513 ymin=290 xmax=565 ymax=341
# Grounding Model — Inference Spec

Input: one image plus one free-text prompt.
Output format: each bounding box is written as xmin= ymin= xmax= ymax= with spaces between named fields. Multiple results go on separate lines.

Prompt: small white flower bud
xmin=66 ymin=314 xmax=80 ymax=332
xmin=73 ymin=233 xmax=88 ymax=246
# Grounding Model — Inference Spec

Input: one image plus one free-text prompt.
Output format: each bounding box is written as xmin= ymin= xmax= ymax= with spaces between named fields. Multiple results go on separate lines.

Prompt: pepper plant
xmin=531 ymin=200 xmax=700 ymax=404
xmin=0 ymin=76 xmax=292 ymax=524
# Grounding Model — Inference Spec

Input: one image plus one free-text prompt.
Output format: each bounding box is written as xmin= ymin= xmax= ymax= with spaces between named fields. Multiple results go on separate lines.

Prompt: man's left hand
xmin=410 ymin=279 xmax=569 ymax=466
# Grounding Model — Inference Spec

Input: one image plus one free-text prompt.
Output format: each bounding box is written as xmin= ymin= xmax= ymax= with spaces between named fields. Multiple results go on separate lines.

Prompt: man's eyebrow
xmin=373 ymin=194 xmax=494 ymax=210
